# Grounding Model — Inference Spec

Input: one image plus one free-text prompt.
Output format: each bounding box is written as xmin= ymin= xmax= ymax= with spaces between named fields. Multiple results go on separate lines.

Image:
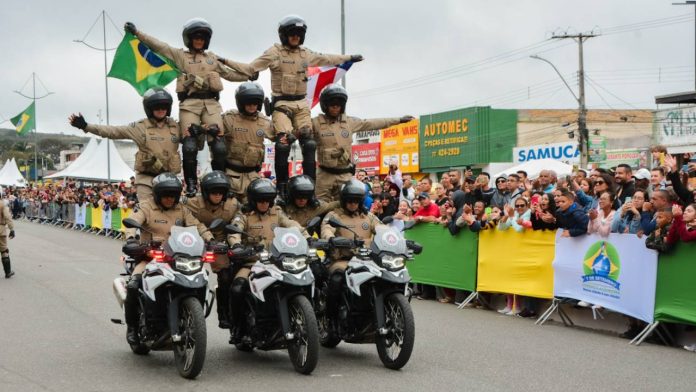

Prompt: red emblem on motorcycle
xmin=282 ymin=233 xmax=299 ymax=247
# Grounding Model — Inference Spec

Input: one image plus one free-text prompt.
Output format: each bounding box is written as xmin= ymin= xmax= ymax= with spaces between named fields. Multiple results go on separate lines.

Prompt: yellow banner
xmin=477 ymin=229 xmax=556 ymax=299
xmin=91 ymin=207 xmax=104 ymax=229
xmin=380 ymin=119 xmax=419 ymax=174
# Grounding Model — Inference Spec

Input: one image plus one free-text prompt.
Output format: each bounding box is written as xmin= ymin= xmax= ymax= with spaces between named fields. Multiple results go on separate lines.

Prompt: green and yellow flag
xmin=10 ymin=102 xmax=36 ymax=136
xmin=107 ymin=32 xmax=180 ymax=96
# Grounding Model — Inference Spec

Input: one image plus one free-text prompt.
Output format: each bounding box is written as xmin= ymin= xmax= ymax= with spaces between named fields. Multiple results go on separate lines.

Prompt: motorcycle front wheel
xmin=173 ymin=297 xmax=207 ymax=379
xmin=376 ymin=293 xmax=415 ymax=370
xmin=287 ymin=295 xmax=319 ymax=375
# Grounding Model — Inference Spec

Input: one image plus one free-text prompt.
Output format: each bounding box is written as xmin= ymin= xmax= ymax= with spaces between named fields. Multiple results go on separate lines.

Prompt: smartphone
xmin=485 ymin=207 xmax=492 ymax=215
xmin=659 ymin=152 xmax=666 ymax=166
xmin=682 ymin=164 xmax=690 ymax=173
xmin=531 ymin=194 xmax=540 ymax=206
xmin=625 ymin=197 xmax=632 ymax=204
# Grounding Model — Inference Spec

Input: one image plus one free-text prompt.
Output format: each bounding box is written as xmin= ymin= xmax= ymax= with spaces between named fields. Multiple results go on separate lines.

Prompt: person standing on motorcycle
xmin=0 ymin=198 xmax=15 ymax=278
xmin=220 ymin=82 xmax=276 ymax=203
xmin=69 ymin=88 xmax=180 ymax=204
xmin=124 ymin=19 xmax=254 ymax=196
xmin=321 ymin=179 xmax=382 ymax=310
xmin=219 ymin=14 xmax=362 ymax=199
xmin=123 ymin=173 xmax=214 ymax=345
xmin=281 ymin=174 xmax=339 ymax=229
xmin=182 ymin=170 xmax=238 ymax=327
xmin=312 ymin=84 xmax=414 ymax=202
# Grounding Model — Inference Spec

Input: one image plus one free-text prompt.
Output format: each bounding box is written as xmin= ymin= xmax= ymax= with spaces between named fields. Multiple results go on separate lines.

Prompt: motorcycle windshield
xmin=271 ymin=227 xmax=308 ymax=258
xmin=165 ymin=226 xmax=204 ymax=257
xmin=371 ymin=226 xmax=407 ymax=255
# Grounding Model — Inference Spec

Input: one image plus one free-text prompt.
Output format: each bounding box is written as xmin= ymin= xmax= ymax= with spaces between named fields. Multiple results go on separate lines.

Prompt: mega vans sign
xmin=513 ymin=142 xmax=580 ymax=163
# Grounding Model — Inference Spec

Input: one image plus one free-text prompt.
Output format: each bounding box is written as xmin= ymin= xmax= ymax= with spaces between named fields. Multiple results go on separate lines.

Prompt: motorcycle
xmin=314 ymin=216 xmax=422 ymax=370
xmin=224 ymin=221 xmax=320 ymax=375
xmin=111 ymin=218 xmax=223 ymax=379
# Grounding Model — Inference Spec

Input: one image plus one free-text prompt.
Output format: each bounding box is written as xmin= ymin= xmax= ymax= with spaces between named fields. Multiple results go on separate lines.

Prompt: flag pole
xmin=13 ymin=72 xmax=53 ymax=183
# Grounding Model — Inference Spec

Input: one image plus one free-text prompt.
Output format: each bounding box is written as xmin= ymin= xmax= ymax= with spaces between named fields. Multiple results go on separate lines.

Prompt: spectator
xmin=506 ymin=174 xmax=524 ymax=206
xmin=649 ymin=167 xmax=667 ymax=194
xmin=588 ymin=191 xmax=617 ymax=237
xmin=488 ymin=175 xmax=510 ymax=209
xmin=370 ymin=182 xmax=383 ymax=200
xmin=461 ymin=176 xmax=478 ymax=206
xmin=632 ymin=168 xmax=651 ymax=194
xmin=410 ymin=198 xmax=422 ymax=216
xmin=531 ymin=193 xmax=558 ymax=231
xmin=440 ymin=172 xmax=453 ymax=194
xmin=536 ymin=170 xmax=557 ymax=194
xmin=400 ymin=174 xmax=416 ymax=204
xmin=498 ymin=197 xmax=531 ymax=232
xmin=393 ymin=200 xmax=413 ymax=222
xmin=666 ymin=203 xmax=696 ymax=245
xmin=612 ymin=190 xmax=645 ymax=234
xmin=614 ymin=164 xmax=636 ymax=204
xmin=664 ymin=154 xmax=695 ymax=206
xmin=555 ymin=190 xmax=589 ymax=237
xmin=650 ymin=145 xmax=667 ymax=167
xmin=577 ymin=172 xmax=616 ymax=211
xmin=433 ymin=183 xmax=449 ymax=206
xmin=413 ymin=192 xmax=440 ymax=223
xmin=418 ymin=176 xmax=433 ymax=195
xmin=645 ymin=209 xmax=673 ymax=252
xmin=473 ymin=172 xmax=495 ymax=205
xmin=641 ymin=189 xmax=672 ymax=235
xmin=449 ymin=169 xmax=461 ymax=191
xmin=380 ymin=191 xmax=398 ymax=219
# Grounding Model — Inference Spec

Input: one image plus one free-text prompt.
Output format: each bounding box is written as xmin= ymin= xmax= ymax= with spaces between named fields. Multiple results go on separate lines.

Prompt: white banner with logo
xmin=513 ymin=141 xmax=579 ymax=163
xmin=552 ymin=231 xmax=658 ymax=323
xmin=75 ymin=204 xmax=86 ymax=226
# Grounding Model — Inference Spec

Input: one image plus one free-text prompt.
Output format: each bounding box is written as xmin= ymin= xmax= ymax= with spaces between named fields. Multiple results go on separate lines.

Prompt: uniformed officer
xmin=313 ymin=84 xmax=413 ymax=202
xmin=123 ymin=173 xmax=214 ymax=344
xmin=282 ymin=174 xmax=339 ymax=229
xmin=181 ymin=170 xmax=239 ymax=327
xmin=124 ymin=19 xmax=253 ymax=195
xmin=220 ymin=82 xmax=276 ymax=203
xmin=220 ymin=14 xmax=363 ymax=197
xmin=0 ymin=198 xmax=15 ymax=279
xmin=69 ymin=88 xmax=181 ymax=204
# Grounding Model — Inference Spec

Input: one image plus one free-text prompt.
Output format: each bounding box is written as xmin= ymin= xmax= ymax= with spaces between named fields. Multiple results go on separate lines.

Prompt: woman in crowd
xmin=588 ymin=191 xmax=617 ymax=237
xmin=577 ymin=172 xmax=617 ymax=211
xmin=530 ymin=192 xmax=557 ymax=231
xmin=433 ymin=183 xmax=449 ymax=207
xmin=410 ymin=198 xmax=422 ymax=216
xmin=612 ymin=190 xmax=645 ymax=234
xmin=666 ymin=203 xmax=696 ymax=245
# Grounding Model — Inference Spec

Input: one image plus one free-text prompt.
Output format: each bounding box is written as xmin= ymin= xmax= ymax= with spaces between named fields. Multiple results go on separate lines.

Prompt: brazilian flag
xmin=108 ymin=32 xmax=180 ymax=95
xmin=10 ymin=102 xmax=35 ymax=136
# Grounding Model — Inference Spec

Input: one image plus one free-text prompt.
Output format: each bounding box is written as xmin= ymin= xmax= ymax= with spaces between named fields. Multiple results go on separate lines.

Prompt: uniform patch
xmin=341 ymin=130 xmax=350 ymax=138
xmin=175 ymin=219 xmax=183 ymax=226
xmin=154 ymin=219 xmax=168 ymax=224
xmin=206 ymin=58 xmax=214 ymax=65
xmin=361 ymin=222 xmax=370 ymax=230
xmin=171 ymin=135 xmax=179 ymax=143
xmin=256 ymin=129 xmax=264 ymax=137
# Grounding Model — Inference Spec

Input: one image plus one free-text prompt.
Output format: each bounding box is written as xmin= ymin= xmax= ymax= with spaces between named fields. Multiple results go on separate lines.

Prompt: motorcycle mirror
xmin=209 ymin=218 xmax=225 ymax=231
xmin=381 ymin=216 xmax=394 ymax=225
xmin=122 ymin=218 xmax=142 ymax=230
xmin=328 ymin=216 xmax=346 ymax=229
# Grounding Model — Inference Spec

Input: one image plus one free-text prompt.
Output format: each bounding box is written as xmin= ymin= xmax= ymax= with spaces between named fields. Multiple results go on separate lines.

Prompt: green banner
xmin=654 ymin=242 xmax=696 ymax=325
xmin=85 ymin=205 xmax=93 ymax=227
xmin=405 ymin=223 xmax=477 ymax=291
xmin=111 ymin=208 xmax=122 ymax=231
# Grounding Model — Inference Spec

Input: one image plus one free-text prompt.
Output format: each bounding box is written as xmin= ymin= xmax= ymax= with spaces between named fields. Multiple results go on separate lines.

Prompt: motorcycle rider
xmin=182 ymin=170 xmax=239 ymax=327
xmin=124 ymin=19 xmax=253 ymax=195
xmin=220 ymin=82 xmax=276 ymax=203
xmin=69 ymin=88 xmax=180 ymax=204
xmin=0 ymin=198 xmax=15 ymax=278
xmin=282 ymin=174 xmax=339 ymax=229
xmin=312 ymin=84 xmax=414 ymax=202
xmin=123 ymin=173 xmax=214 ymax=344
xmin=321 ymin=179 xmax=382 ymax=317
xmin=219 ymin=14 xmax=362 ymax=198
xmin=226 ymin=178 xmax=308 ymax=339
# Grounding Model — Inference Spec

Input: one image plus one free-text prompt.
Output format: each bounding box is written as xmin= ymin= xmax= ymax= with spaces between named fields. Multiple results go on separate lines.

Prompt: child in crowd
xmin=666 ymin=204 xmax=696 ymax=245
xmin=645 ymin=209 xmax=673 ymax=252
xmin=555 ymin=190 xmax=589 ymax=237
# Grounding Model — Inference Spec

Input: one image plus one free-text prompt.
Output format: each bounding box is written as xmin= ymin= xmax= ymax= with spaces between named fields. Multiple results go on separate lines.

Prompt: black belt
xmin=227 ymin=162 xmax=260 ymax=173
xmin=179 ymin=91 xmax=220 ymax=101
xmin=319 ymin=165 xmax=355 ymax=175
xmin=273 ymin=94 xmax=306 ymax=102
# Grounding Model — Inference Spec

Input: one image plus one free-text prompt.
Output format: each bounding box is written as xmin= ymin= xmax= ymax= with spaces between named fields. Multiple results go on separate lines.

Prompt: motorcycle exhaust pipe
xmin=112 ymin=277 xmax=127 ymax=307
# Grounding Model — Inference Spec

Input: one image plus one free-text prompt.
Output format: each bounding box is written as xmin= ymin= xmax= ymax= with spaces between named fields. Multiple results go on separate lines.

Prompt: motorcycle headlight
xmin=259 ymin=250 xmax=270 ymax=262
xmin=282 ymin=256 xmax=307 ymax=273
xmin=381 ymin=255 xmax=405 ymax=271
xmin=174 ymin=256 xmax=202 ymax=273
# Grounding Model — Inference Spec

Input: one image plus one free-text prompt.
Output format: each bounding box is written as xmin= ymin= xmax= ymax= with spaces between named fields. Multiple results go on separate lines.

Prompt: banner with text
xmin=352 ymin=142 xmax=381 ymax=176
xmin=380 ymin=120 xmax=419 ymax=174
xmin=553 ymin=232 xmax=658 ymax=323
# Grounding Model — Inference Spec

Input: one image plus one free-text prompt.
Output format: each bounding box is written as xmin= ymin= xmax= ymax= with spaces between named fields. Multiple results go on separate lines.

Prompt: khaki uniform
xmin=182 ymin=195 xmax=239 ymax=271
xmin=220 ymin=110 xmax=275 ymax=201
xmin=84 ymin=119 xmax=181 ymax=203
xmin=283 ymin=200 xmax=339 ymax=228
xmin=312 ymin=114 xmax=401 ymax=202
xmin=126 ymin=201 xmax=214 ymax=274
xmin=137 ymin=31 xmax=249 ymax=137
xmin=228 ymin=206 xmax=308 ymax=279
xmin=321 ymin=208 xmax=381 ymax=273
xmin=225 ymin=44 xmax=351 ymax=134
xmin=0 ymin=201 xmax=14 ymax=256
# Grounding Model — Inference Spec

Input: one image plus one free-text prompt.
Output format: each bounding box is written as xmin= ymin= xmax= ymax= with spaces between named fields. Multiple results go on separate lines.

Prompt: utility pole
xmin=673 ymin=1 xmax=696 ymax=90
xmin=340 ymin=0 xmax=346 ymax=87
xmin=13 ymin=72 xmax=54 ymax=182
xmin=550 ymin=32 xmax=597 ymax=167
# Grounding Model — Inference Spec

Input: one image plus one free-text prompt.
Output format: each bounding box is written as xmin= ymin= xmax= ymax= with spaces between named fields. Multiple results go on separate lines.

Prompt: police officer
xmin=0 ymin=198 xmax=15 ymax=278
xmin=123 ymin=173 xmax=214 ymax=344
xmin=313 ymin=84 xmax=414 ymax=202
xmin=181 ymin=170 xmax=239 ymax=327
xmin=321 ymin=179 xmax=381 ymax=317
xmin=220 ymin=14 xmax=363 ymax=196
xmin=124 ymin=19 xmax=253 ymax=195
xmin=69 ymin=88 xmax=181 ymax=204
xmin=226 ymin=178 xmax=308 ymax=339
xmin=282 ymin=174 xmax=339 ymax=228
xmin=220 ymin=82 xmax=276 ymax=203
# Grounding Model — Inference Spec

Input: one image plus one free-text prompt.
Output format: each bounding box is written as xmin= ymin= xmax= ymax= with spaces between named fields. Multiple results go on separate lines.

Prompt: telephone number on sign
xmin=432 ymin=147 xmax=460 ymax=157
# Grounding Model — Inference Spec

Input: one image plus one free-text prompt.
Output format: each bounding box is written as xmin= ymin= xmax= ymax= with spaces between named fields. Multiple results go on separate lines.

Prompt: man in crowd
xmin=640 ymin=189 xmax=672 ymax=235
xmin=614 ymin=164 xmax=636 ymax=204
xmin=632 ymin=168 xmax=651 ymax=194
xmin=400 ymin=174 xmax=416 ymax=204
xmin=473 ymin=172 xmax=495 ymax=205
xmin=449 ymin=169 xmax=462 ymax=191
xmin=413 ymin=192 xmax=441 ymax=223
xmin=650 ymin=167 xmax=667 ymax=194
xmin=506 ymin=174 xmax=524 ymax=206
xmin=536 ymin=170 xmax=557 ymax=194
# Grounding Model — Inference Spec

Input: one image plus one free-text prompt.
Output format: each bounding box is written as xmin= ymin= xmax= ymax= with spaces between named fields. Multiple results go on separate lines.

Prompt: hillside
xmin=0 ymin=128 xmax=89 ymax=170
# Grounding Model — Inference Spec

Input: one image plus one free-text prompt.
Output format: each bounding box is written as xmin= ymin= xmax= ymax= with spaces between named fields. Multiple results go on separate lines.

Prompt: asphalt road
xmin=1 ymin=220 xmax=694 ymax=392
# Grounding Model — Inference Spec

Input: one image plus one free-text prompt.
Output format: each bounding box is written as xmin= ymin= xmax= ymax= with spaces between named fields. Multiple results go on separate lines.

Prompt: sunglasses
xmin=515 ymin=204 xmax=526 ymax=208
xmin=594 ymin=180 xmax=605 ymax=185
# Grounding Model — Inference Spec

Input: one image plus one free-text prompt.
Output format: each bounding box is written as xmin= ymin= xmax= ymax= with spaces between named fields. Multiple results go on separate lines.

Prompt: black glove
xmin=231 ymin=243 xmax=243 ymax=250
xmin=400 ymin=115 xmax=415 ymax=123
xmin=217 ymin=56 xmax=227 ymax=64
xmin=8 ymin=230 xmax=15 ymax=239
xmin=249 ymin=72 xmax=259 ymax=81
xmin=70 ymin=114 xmax=88 ymax=130
xmin=350 ymin=54 xmax=364 ymax=62
xmin=124 ymin=22 xmax=137 ymax=34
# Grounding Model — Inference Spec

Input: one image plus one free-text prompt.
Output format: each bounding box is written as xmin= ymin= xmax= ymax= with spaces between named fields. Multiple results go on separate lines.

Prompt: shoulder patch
xmin=361 ymin=222 xmax=370 ymax=230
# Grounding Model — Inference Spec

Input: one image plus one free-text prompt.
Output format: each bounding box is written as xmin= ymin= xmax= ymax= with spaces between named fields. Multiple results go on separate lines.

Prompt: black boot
xmin=124 ymin=275 xmax=141 ymax=345
xmin=216 ymin=286 xmax=230 ymax=329
xmin=2 ymin=256 xmax=14 ymax=279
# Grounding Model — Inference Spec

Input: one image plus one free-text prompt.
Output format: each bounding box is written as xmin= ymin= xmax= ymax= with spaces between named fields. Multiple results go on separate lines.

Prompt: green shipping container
xmin=418 ymin=106 xmax=517 ymax=171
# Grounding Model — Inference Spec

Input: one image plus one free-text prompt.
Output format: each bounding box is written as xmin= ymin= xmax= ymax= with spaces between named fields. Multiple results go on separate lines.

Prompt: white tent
xmin=0 ymin=159 xmax=9 ymax=178
xmin=493 ymin=158 xmax=574 ymax=180
xmin=46 ymin=139 xmax=134 ymax=182
xmin=0 ymin=158 xmax=27 ymax=187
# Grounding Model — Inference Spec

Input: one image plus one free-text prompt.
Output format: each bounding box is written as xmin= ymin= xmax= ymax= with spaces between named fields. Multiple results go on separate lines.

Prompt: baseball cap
xmin=633 ymin=168 xmax=650 ymax=180
xmin=417 ymin=192 xmax=430 ymax=200
xmin=464 ymin=176 xmax=476 ymax=183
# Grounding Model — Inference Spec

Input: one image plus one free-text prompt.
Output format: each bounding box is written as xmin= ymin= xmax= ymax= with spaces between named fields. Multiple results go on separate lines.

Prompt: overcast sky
xmin=0 ymin=0 xmax=693 ymax=136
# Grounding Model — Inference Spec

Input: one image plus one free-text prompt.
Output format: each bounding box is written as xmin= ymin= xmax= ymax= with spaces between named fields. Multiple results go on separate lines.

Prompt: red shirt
xmin=414 ymin=202 xmax=441 ymax=218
